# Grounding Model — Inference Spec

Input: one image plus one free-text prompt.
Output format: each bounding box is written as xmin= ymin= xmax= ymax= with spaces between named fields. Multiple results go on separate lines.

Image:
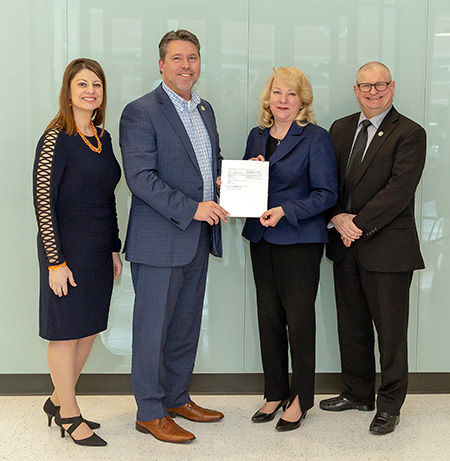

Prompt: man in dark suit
xmin=320 ymin=62 xmax=426 ymax=435
xmin=120 ymin=29 xmax=229 ymax=443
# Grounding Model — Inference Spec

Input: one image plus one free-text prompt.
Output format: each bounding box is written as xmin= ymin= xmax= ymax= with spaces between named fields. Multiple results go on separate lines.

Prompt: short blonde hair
xmin=258 ymin=67 xmax=316 ymax=129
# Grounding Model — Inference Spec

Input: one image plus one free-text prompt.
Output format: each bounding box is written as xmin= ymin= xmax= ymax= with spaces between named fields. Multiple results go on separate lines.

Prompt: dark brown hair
xmin=158 ymin=29 xmax=201 ymax=61
xmin=46 ymin=58 xmax=106 ymax=136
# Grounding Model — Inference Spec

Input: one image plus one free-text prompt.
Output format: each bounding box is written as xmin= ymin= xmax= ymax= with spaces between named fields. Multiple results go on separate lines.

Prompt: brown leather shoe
xmin=168 ymin=400 xmax=224 ymax=422
xmin=135 ymin=416 xmax=195 ymax=443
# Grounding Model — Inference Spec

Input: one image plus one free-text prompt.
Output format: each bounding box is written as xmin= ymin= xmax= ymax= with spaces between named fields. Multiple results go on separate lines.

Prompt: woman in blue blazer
xmin=243 ymin=67 xmax=337 ymax=431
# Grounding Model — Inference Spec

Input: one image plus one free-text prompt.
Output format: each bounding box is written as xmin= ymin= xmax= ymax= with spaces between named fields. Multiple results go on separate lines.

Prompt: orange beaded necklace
xmin=76 ymin=121 xmax=102 ymax=153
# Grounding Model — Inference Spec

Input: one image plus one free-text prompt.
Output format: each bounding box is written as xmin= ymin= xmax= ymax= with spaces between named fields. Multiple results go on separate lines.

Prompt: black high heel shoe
xmin=275 ymin=410 xmax=308 ymax=432
xmin=55 ymin=410 xmax=107 ymax=447
xmin=43 ymin=398 xmax=100 ymax=429
xmin=251 ymin=399 xmax=289 ymax=423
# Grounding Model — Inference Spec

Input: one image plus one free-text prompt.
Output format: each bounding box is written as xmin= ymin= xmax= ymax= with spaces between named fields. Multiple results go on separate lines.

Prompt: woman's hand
xmin=49 ymin=265 xmax=77 ymax=297
xmin=113 ymin=252 xmax=123 ymax=280
xmin=248 ymin=154 xmax=265 ymax=162
xmin=260 ymin=206 xmax=285 ymax=227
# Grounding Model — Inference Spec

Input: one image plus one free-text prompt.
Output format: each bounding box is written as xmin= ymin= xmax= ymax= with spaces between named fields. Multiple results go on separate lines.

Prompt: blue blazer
xmin=242 ymin=122 xmax=338 ymax=244
xmin=120 ymin=84 xmax=222 ymax=267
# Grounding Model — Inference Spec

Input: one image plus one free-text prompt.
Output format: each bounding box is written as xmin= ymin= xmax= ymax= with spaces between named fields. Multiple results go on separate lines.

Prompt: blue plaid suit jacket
xmin=120 ymin=84 xmax=222 ymax=267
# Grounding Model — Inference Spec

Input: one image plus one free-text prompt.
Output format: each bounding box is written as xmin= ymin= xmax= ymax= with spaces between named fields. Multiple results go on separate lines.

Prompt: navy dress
xmin=33 ymin=128 xmax=121 ymax=340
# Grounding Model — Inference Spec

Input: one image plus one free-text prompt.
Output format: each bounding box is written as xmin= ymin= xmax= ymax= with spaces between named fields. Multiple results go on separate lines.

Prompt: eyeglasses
xmin=357 ymin=82 xmax=391 ymax=92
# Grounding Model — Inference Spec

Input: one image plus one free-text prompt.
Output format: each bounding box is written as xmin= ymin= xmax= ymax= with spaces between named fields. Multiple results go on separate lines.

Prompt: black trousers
xmin=250 ymin=239 xmax=323 ymax=413
xmin=333 ymin=245 xmax=412 ymax=416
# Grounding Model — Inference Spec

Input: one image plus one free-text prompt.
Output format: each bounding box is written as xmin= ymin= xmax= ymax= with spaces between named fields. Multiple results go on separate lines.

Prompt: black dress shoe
xmin=55 ymin=411 xmax=107 ymax=446
xmin=369 ymin=412 xmax=399 ymax=435
xmin=43 ymin=397 xmax=101 ymax=429
xmin=251 ymin=400 xmax=288 ymax=423
xmin=275 ymin=411 xmax=307 ymax=432
xmin=319 ymin=395 xmax=375 ymax=412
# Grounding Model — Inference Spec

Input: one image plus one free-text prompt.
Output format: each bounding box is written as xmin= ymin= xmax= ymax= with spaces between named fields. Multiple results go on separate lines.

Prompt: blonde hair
xmin=258 ymin=67 xmax=316 ymax=129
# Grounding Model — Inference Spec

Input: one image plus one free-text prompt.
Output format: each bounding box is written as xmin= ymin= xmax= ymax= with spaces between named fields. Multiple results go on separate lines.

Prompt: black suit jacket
xmin=326 ymin=106 xmax=426 ymax=272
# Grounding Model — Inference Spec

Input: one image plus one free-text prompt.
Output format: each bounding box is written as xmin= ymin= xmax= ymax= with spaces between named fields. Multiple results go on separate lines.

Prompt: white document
xmin=219 ymin=160 xmax=269 ymax=217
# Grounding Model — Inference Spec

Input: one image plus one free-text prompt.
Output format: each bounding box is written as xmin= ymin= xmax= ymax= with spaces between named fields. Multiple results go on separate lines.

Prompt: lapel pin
xmin=200 ymin=105 xmax=205 ymax=111
xmin=378 ymin=131 xmax=384 ymax=137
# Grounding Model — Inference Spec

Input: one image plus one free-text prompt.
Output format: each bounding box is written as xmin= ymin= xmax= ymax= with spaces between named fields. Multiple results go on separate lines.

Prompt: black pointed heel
xmin=251 ymin=399 xmax=289 ymax=423
xmin=276 ymin=410 xmax=308 ymax=432
xmin=43 ymin=397 xmax=100 ymax=429
xmin=55 ymin=411 xmax=107 ymax=447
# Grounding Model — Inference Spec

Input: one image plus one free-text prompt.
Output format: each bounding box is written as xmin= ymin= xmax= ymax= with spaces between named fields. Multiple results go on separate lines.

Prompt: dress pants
xmin=250 ymin=238 xmax=323 ymax=413
xmin=333 ymin=244 xmax=412 ymax=416
xmin=130 ymin=224 xmax=210 ymax=422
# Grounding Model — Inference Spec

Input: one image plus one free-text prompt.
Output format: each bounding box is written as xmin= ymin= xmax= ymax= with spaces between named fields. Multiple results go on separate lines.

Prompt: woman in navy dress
xmin=33 ymin=58 xmax=122 ymax=446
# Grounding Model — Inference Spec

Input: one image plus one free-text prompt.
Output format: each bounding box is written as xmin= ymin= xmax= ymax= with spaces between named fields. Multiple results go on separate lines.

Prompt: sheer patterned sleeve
xmin=33 ymin=129 xmax=66 ymax=266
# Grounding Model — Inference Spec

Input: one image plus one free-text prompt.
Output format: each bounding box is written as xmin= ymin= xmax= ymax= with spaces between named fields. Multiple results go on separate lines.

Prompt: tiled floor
xmin=0 ymin=394 xmax=449 ymax=460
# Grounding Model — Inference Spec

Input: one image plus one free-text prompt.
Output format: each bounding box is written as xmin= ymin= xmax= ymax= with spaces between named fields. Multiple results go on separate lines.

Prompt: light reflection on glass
xmin=2 ymin=0 xmax=450 ymax=374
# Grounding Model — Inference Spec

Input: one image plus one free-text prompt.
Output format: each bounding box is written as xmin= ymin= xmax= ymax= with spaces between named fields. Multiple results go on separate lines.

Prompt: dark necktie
xmin=345 ymin=119 xmax=372 ymax=181
xmin=344 ymin=119 xmax=371 ymax=212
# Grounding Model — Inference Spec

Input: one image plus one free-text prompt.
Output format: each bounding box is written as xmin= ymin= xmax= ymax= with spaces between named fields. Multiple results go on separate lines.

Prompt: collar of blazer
xmin=155 ymin=84 xmax=216 ymax=176
xmin=256 ymin=121 xmax=308 ymax=165
xmin=350 ymin=106 xmax=399 ymax=187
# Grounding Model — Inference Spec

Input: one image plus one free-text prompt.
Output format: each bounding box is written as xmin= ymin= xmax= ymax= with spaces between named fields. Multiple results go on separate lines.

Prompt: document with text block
xmin=219 ymin=160 xmax=269 ymax=217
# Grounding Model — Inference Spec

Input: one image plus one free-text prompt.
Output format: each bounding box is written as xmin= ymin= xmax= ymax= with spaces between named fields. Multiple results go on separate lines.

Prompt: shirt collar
xmin=162 ymin=82 xmax=200 ymax=112
xmin=358 ymin=105 xmax=392 ymax=130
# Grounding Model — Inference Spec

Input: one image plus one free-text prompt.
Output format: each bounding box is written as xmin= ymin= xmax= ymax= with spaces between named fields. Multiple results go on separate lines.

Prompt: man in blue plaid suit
xmin=120 ymin=29 xmax=229 ymax=443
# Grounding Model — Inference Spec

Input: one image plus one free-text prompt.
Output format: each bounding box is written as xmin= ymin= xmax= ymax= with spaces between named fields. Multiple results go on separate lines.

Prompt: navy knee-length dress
xmin=33 ymin=128 xmax=121 ymax=340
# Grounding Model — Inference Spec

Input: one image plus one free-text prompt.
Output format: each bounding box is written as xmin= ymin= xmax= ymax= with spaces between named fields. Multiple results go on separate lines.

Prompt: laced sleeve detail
xmin=33 ymin=129 xmax=65 ymax=266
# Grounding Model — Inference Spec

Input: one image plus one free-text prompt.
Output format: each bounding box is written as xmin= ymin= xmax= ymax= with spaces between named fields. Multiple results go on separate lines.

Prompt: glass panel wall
xmin=0 ymin=0 xmax=448 ymax=375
